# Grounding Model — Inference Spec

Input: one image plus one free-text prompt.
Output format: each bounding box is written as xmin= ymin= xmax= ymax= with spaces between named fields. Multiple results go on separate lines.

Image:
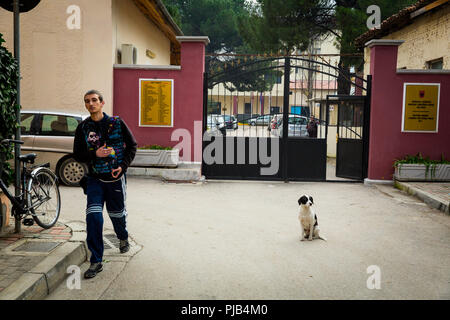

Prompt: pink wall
xmin=113 ymin=39 xmax=207 ymax=162
xmin=368 ymin=42 xmax=450 ymax=180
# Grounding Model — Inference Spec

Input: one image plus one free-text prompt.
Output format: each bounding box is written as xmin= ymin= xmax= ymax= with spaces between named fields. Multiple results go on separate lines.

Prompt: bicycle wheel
xmin=26 ymin=167 xmax=61 ymax=229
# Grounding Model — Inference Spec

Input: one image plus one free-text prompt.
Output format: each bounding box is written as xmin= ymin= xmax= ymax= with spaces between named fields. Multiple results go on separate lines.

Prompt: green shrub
xmin=393 ymin=152 xmax=449 ymax=167
xmin=393 ymin=153 xmax=449 ymax=178
xmin=0 ymin=33 xmax=21 ymax=187
xmin=138 ymin=144 xmax=173 ymax=150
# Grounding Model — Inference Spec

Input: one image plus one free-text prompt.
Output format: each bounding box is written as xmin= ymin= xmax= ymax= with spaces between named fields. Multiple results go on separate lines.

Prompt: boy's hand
xmin=96 ymin=143 xmax=112 ymax=158
xmin=111 ymin=166 xmax=122 ymax=179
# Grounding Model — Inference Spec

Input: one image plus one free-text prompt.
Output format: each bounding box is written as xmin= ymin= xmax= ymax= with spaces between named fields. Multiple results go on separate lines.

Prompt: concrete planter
xmin=1 ymin=191 xmax=11 ymax=233
xmin=131 ymin=149 xmax=179 ymax=168
xmin=394 ymin=164 xmax=450 ymax=182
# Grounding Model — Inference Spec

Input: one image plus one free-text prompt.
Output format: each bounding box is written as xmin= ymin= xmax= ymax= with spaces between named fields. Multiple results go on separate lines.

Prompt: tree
xmin=162 ymin=0 xmax=249 ymax=54
xmin=238 ymin=0 xmax=335 ymax=54
xmin=0 ymin=33 xmax=20 ymax=186
xmin=335 ymin=0 xmax=416 ymax=68
xmin=334 ymin=0 xmax=416 ymax=93
xmin=163 ymin=0 xmax=281 ymax=92
xmin=239 ymin=0 xmax=416 ymax=93
xmin=208 ymin=55 xmax=283 ymax=92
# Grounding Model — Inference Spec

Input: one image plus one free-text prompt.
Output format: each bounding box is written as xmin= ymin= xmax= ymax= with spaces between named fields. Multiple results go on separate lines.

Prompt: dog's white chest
xmin=299 ymin=215 xmax=310 ymax=227
xmin=299 ymin=210 xmax=313 ymax=228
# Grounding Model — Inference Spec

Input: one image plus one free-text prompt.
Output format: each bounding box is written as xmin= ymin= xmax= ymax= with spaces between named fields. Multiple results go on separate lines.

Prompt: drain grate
xmin=104 ymin=234 xmax=120 ymax=249
xmin=13 ymin=241 xmax=60 ymax=253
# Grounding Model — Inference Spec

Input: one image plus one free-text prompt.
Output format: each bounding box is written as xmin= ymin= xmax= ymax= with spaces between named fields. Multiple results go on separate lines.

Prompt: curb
xmin=127 ymin=163 xmax=202 ymax=182
xmin=0 ymin=229 xmax=87 ymax=300
xmin=394 ymin=180 xmax=450 ymax=215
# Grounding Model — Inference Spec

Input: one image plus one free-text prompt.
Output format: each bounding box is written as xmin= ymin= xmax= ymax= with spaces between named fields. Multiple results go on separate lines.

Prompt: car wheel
xmin=58 ymin=157 xmax=88 ymax=187
xmin=250 ymin=121 xmax=256 ymax=126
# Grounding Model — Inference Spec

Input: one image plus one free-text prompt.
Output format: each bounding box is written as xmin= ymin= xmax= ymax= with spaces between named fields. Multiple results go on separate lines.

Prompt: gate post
xmin=203 ymin=72 xmax=208 ymax=134
xmin=282 ymin=57 xmax=291 ymax=181
xmin=362 ymin=75 xmax=372 ymax=179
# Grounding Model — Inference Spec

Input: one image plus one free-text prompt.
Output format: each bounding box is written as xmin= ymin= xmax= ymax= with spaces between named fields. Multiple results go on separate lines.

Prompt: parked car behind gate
xmin=19 ymin=110 xmax=90 ymax=186
xmin=248 ymin=114 xmax=272 ymax=126
xmin=270 ymin=114 xmax=309 ymax=137
xmin=220 ymin=115 xmax=238 ymax=130
xmin=207 ymin=114 xmax=238 ymax=132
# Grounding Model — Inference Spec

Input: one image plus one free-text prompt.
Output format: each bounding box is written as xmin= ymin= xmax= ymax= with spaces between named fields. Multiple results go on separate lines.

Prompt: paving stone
xmin=0 ymin=277 xmax=16 ymax=289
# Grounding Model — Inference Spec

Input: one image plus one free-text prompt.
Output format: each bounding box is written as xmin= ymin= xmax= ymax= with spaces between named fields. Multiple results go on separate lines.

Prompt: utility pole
xmin=13 ymin=0 xmax=21 ymax=233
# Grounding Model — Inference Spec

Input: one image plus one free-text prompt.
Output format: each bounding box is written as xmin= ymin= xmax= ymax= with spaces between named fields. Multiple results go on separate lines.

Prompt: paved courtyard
xmin=48 ymin=177 xmax=450 ymax=299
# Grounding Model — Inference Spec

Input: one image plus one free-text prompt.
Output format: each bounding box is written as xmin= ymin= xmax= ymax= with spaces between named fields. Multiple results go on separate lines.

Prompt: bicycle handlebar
xmin=1 ymin=139 xmax=24 ymax=145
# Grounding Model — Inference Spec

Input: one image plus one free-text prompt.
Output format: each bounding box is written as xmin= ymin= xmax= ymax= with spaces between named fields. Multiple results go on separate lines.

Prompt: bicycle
xmin=0 ymin=139 xmax=61 ymax=229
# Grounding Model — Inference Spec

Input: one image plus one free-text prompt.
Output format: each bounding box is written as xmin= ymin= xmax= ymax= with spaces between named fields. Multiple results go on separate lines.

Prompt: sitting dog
xmin=298 ymin=195 xmax=327 ymax=241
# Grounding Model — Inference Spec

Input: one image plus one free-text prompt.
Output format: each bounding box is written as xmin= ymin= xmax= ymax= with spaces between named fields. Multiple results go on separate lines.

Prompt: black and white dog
xmin=298 ymin=195 xmax=327 ymax=241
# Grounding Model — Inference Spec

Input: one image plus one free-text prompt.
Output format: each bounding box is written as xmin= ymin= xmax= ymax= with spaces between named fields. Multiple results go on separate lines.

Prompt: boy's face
xmin=84 ymin=94 xmax=104 ymax=115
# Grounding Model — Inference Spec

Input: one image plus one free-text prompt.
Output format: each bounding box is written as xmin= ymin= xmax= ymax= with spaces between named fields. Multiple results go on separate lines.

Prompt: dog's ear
xmin=309 ymin=196 xmax=314 ymax=204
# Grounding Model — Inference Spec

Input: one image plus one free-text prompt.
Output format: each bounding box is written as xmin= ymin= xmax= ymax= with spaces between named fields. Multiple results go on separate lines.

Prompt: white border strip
xmin=364 ymin=178 xmax=394 ymax=185
xmin=176 ymin=36 xmax=210 ymax=45
xmin=401 ymin=83 xmax=440 ymax=133
xmin=139 ymin=78 xmax=174 ymax=128
xmin=365 ymin=39 xmax=405 ymax=48
xmin=114 ymin=64 xmax=181 ymax=70
xmin=397 ymin=69 xmax=450 ymax=74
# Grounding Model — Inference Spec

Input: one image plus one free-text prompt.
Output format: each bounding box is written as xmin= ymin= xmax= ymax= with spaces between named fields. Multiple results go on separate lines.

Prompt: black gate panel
xmin=286 ymin=138 xmax=327 ymax=181
xmin=331 ymin=96 xmax=368 ymax=181
xmin=336 ymin=138 xmax=363 ymax=180
xmin=202 ymin=137 xmax=282 ymax=180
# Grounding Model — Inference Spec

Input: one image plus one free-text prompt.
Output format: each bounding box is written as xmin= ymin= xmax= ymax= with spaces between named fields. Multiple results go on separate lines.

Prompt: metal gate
xmin=202 ymin=55 xmax=371 ymax=181
xmin=327 ymin=93 xmax=371 ymax=180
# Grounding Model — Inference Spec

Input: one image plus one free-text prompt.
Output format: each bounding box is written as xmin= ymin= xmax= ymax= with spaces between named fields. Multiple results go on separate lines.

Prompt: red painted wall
xmin=368 ymin=43 xmax=450 ymax=180
xmin=113 ymin=41 xmax=206 ymax=162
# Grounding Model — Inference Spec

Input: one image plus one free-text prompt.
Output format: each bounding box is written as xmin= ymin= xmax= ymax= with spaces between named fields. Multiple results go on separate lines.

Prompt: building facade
xmin=0 ymin=0 xmax=182 ymax=115
xmin=356 ymin=0 xmax=450 ymax=76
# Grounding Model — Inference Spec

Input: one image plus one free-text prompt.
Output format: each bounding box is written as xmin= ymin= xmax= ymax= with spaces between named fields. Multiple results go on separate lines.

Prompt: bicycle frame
xmin=0 ymin=159 xmax=31 ymax=215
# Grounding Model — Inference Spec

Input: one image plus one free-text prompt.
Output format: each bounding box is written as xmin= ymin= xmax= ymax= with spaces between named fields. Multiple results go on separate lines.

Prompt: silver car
xmin=248 ymin=114 xmax=272 ymax=126
xmin=270 ymin=115 xmax=309 ymax=137
xmin=19 ymin=110 xmax=90 ymax=186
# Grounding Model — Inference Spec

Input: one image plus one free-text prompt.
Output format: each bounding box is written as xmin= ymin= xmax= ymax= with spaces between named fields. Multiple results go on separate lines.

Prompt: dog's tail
xmin=317 ymin=235 xmax=327 ymax=241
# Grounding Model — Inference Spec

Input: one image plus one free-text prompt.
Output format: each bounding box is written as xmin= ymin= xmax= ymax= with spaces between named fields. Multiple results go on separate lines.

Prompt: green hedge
xmin=138 ymin=144 xmax=173 ymax=150
xmin=0 ymin=33 xmax=20 ymax=187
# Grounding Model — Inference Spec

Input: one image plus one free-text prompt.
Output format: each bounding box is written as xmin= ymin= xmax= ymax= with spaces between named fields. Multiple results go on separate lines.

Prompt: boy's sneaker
xmin=120 ymin=239 xmax=130 ymax=253
xmin=84 ymin=262 xmax=103 ymax=279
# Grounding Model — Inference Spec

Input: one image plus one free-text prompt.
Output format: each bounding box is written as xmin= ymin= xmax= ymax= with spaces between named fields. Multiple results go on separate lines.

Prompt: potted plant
xmin=393 ymin=153 xmax=450 ymax=182
xmin=131 ymin=144 xmax=179 ymax=168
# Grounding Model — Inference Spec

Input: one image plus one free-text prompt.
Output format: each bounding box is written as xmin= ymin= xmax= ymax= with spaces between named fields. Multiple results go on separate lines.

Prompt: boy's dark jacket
xmin=73 ymin=113 xmax=137 ymax=181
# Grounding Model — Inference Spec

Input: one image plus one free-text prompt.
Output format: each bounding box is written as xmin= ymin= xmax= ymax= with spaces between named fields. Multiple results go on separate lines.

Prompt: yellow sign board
xmin=402 ymin=83 xmax=440 ymax=132
xmin=139 ymin=79 xmax=173 ymax=127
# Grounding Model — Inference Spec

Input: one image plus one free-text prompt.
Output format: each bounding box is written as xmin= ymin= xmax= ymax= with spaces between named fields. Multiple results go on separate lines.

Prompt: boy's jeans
xmin=85 ymin=175 xmax=128 ymax=263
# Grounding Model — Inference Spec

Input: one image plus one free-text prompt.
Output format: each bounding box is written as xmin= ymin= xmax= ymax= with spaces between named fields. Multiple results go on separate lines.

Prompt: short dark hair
xmin=84 ymin=89 xmax=103 ymax=102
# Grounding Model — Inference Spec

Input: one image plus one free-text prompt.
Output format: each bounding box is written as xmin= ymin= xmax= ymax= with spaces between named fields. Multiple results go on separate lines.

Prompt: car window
xmin=20 ymin=113 xmax=36 ymax=135
xmin=40 ymin=114 xmax=80 ymax=136
xmin=67 ymin=116 xmax=81 ymax=133
xmin=289 ymin=117 xmax=307 ymax=125
xmin=216 ymin=116 xmax=225 ymax=123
